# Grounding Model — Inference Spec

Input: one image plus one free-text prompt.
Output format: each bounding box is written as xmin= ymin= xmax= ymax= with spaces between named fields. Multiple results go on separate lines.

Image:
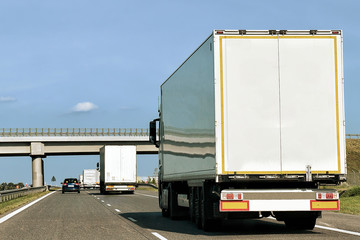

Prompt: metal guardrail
xmin=0 ymin=186 xmax=47 ymax=203
xmin=0 ymin=128 xmax=149 ymax=137
xmin=1 ymin=129 xmax=356 ymax=139
xmin=346 ymin=134 xmax=360 ymax=139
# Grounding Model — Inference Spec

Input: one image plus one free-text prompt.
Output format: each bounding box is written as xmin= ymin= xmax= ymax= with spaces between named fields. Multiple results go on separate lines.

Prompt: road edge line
xmin=315 ymin=225 xmax=360 ymax=237
xmin=0 ymin=191 xmax=56 ymax=224
xmin=151 ymin=232 xmax=168 ymax=240
xmin=135 ymin=193 xmax=158 ymax=198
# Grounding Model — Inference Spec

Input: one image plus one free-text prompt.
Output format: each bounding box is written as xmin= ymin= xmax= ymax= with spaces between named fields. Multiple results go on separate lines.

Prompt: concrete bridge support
xmin=32 ymin=156 xmax=44 ymax=187
xmin=30 ymin=142 xmax=45 ymax=187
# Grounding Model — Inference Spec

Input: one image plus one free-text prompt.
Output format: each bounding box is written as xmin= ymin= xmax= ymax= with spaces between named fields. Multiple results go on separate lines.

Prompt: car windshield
xmin=64 ymin=179 xmax=77 ymax=183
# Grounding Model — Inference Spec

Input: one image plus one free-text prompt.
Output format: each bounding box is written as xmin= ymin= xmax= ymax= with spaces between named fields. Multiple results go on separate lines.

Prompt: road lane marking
xmin=152 ymin=232 xmax=167 ymax=240
xmin=267 ymin=216 xmax=360 ymax=237
xmin=97 ymin=198 xmax=100 ymax=199
xmin=101 ymin=200 xmax=104 ymax=203
xmin=107 ymin=204 xmax=111 ymax=206
xmin=0 ymin=191 xmax=56 ymax=224
xmin=315 ymin=225 xmax=360 ymax=237
xmin=135 ymin=193 xmax=158 ymax=198
xmin=115 ymin=209 xmax=121 ymax=213
xmin=128 ymin=217 xmax=137 ymax=222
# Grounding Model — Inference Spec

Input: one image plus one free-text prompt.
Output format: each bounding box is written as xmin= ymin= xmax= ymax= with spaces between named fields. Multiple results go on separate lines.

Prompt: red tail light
xmin=75 ymin=183 xmax=79 ymax=186
xmin=226 ymin=193 xmax=234 ymax=200
xmin=63 ymin=183 xmax=67 ymax=186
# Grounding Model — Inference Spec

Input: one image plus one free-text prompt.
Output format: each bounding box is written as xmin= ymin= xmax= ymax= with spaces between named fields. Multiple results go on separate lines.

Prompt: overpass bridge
xmin=0 ymin=128 xmax=158 ymax=187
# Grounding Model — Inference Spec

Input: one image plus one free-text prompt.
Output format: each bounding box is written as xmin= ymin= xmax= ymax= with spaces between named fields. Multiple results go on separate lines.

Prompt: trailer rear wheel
xmin=285 ymin=216 xmax=317 ymax=230
xmin=194 ymin=187 xmax=202 ymax=228
xmin=162 ymin=208 xmax=169 ymax=217
xmin=200 ymin=187 xmax=218 ymax=231
xmin=189 ymin=188 xmax=195 ymax=222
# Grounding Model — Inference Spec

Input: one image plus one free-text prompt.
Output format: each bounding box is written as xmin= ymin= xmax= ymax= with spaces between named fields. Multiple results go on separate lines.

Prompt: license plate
xmin=68 ymin=184 xmax=74 ymax=187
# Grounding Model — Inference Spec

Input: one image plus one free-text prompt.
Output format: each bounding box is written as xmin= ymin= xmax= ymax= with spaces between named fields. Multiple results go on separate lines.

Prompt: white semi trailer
xmin=79 ymin=174 xmax=84 ymax=188
xmin=150 ymin=30 xmax=346 ymax=231
xmin=99 ymin=146 xmax=137 ymax=194
xmin=83 ymin=169 xmax=98 ymax=189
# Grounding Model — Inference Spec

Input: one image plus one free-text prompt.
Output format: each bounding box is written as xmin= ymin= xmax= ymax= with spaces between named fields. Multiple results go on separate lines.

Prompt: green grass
xmin=340 ymin=196 xmax=360 ymax=215
xmin=136 ymin=186 xmax=158 ymax=192
xmin=347 ymin=139 xmax=360 ymax=172
xmin=0 ymin=191 xmax=49 ymax=216
xmin=339 ymin=186 xmax=360 ymax=215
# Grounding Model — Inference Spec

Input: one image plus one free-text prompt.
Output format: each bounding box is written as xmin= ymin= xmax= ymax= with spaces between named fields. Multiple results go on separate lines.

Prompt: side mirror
xmin=149 ymin=118 xmax=160 ymax=148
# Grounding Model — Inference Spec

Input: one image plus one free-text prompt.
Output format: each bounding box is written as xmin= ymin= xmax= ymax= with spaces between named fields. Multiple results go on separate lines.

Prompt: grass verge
xmin=0 ymin=191 xmax=49 ymax=216
xmin=136 ymin=186 xmax=158 ymax=192
xmin=340 ymin=195 xmax=360 ymax=215
xmin=339 ymin=186 xmax=360 ymax=215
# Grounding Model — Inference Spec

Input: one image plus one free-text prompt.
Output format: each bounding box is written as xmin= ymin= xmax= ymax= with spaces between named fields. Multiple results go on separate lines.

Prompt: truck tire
xmin=169 ymin=184 xmax=178 ymax=220
xmin=194 ymin=187 xmax=202 ymax=228
xmin=162 ymin=208 xmax=169 ymax=217
xmin=200 ymin=187 xmax=218 ymax=231
xmin=189 ymin=188 xmax=195 ymax=222
xmin=285 ymin=216 xmax=316 ymax=230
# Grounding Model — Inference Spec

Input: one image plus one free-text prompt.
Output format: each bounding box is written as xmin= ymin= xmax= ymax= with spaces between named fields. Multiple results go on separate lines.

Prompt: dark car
xmin=62 ymin=178 xmax=80 ymax=194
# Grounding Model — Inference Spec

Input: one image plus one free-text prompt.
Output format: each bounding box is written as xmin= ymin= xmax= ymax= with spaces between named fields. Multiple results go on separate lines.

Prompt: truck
xmin=99 ymin=145 xmax=137 ymax=194
xmin=83 ymin=169 xmax=99 ymax=189
xmin=79 ymin=174 xmax=84 ymax=188
xmin=150 ymin=29 xmax=346 ymax=231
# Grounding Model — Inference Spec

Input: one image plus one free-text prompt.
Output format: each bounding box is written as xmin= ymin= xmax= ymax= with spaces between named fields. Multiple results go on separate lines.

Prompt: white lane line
xmin=135 ymin=193 xmax=158 ymax=198
xmin=315 ymin=225 xmax=360 ymax=237
xmin=101 ymin=200 xmax=104 ymax=203
xmin=267 ymin=216 xmax=360 ymax=237
xmin=115 ymin=209 xmax=121 ymax=213
xmin=128 ymin=217 xmax=137 ymax=222
xmin=97 ymin=198 xmax=100 ymax=200
xmin=0 ymin=191 xmax=56 ymax=224
xmin=152 ymin=232 xmax=167 ymax=240
xmin=107 ymin=204 xmax=111 ymax=207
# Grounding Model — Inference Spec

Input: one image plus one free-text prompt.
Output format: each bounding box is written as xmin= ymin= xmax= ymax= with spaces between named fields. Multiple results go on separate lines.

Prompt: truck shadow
xmin=119 ymin=212 xmax=321 ymax=236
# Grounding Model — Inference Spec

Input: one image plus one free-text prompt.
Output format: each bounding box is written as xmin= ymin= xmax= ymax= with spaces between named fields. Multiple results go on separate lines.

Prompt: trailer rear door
xmin=216 ymin=32 xmax=344 ymax=175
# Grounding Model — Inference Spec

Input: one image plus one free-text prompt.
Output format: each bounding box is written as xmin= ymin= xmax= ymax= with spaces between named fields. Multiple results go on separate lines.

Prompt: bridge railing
xmin=0 ymin=186 xmax=47 ymax=203
xmin=346 ymin=134 xmax=360 ymax=139
xmin=0 ymin=128 xmax=150 ymax=137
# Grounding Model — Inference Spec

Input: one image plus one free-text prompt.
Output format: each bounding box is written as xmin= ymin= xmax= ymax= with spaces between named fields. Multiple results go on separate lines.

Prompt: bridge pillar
xmin=30 ymin=142 xmax=46 ymax=187
xmin=32 ymin=156 xmax=44 ymax=187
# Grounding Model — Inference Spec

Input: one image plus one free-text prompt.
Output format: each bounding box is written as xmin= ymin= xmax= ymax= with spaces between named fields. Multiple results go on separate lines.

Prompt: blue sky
xmin=1 ymin=0 xmax=359 ymax=185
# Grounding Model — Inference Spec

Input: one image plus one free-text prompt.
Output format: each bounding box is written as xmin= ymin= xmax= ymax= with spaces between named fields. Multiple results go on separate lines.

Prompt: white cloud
xmin=0 ymin=96 xmax=17 ymax=102
xmin=71 ymin=102 xmax=98 ymax=112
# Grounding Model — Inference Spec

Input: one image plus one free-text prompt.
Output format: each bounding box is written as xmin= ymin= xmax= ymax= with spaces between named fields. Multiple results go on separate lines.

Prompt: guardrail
xmin=346 ymin=134 xmax=360 ymax=139
xmin=0 ymin=186 xmax=47 ymax=203
xmin=0 ymin=128 xmax=149 ymax=137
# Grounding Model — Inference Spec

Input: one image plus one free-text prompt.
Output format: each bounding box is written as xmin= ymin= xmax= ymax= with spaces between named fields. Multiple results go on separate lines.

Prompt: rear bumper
xmin=220 ymin=189 xmax=339 ymax=212
xmin=105 ymin=184 xmax=135 ymax=192
xmin=220 ymin=199 xmax=339 ymax=212
xmin=63 ymin=187 xmax=80 ymax=192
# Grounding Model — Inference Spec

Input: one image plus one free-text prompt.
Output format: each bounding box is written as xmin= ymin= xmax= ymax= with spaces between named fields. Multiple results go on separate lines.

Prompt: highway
xmin=0 ymin=189 xmax=359 ymax=240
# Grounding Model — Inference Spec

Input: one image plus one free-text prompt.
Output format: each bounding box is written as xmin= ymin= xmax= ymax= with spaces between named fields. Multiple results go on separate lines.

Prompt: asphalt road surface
xmin=0 ymin=189 xmax=359 ymax=240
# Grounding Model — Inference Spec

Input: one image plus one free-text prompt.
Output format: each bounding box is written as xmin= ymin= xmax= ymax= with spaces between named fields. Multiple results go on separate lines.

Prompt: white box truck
xmin=79 ymin=174 xmax=84 ymax=188
xmin=83 ymin=169 xmax=98 ymax=189
xmin=99 ymin=146 xmax=137 ymax=194
xmin=150 ymin=30 xmax=346 ymax=231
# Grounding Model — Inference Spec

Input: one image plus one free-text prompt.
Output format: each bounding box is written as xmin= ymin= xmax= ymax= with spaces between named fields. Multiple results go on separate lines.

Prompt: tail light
xmin=221 ymin=191 xmax=243 ymax=200
xmin=75 ymin=183 xmax=79 ymax=186
xmin=316 ymin=192 xmax=339 ymax=200
xmin=63 ymin=183 xmax=67 ymax=186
